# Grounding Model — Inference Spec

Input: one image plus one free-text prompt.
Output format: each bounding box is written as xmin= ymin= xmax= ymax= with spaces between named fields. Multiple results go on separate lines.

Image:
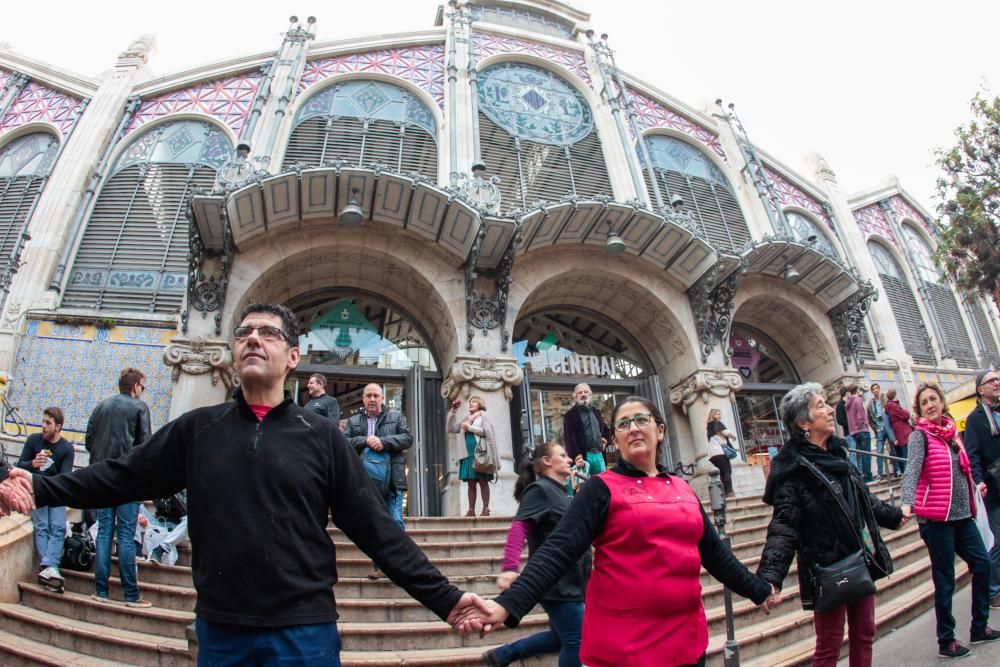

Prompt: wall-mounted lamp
xmin=783 ymin=263 xmax=801 ymax=283
xmin=604 ymin=221 xmax=626 ymax=256
xmin=339 ymin=188 xmax=363 ymax=226
xmin=670 ymin=194 xmax=685 ymax=212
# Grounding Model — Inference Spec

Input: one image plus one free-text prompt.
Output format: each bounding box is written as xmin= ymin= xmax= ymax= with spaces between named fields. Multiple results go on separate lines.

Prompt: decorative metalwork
xmin=300 ymin=45 xmax=446 ymax=108
xmin=787 ymin=211 xmax=838 ymax=259
xmin=284 ymin=16 xmax=316 ymax=44
xmin=828 ymin=280 xmax=878 ymax=369
xmin=456 ymin=163 xmax=502 ymax=214
xmin=688 ymin=259 xmax=745 ymax=363
xmin=465 ymin=223 xmax=522 ymax=352
xmin=764 ymin=165 xmax=835 ymax=231
xmin=214 ymin=149 xmax=270 ymax=193
xmin=182 ymin=209 xmax=235 ymax=335
xmin=478 ymin=62 xmax=594 ymax=146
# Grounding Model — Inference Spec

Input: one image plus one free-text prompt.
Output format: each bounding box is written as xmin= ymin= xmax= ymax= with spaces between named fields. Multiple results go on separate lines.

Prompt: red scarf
xmin=917 ymin=415 xmax=957 ymax=443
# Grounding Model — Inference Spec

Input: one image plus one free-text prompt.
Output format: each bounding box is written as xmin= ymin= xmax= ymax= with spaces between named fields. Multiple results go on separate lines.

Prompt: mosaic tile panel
xmin=0 ymin=68 xmax=12 ymax=96
xmin=0 ymin=80 xmax=86 ymax=138
xmin=5 ymin=321 xmax=175 ymax=441
xmin=888 ymin=194 xmax=935 ymax=238
xmin=853 ymin=202 xmax=897 ymax=245
xmin=764 ymin=166 xmax=833 ymax=230
xmin=126 ymin=71 xmax=263 ymax=138
xmin=300 ymin=45 xmax=446 ymax=108
xmin=471 ymin=32 xmax=592 ymax=86
xmin=627 ymin=88 xmax=726 ymax=160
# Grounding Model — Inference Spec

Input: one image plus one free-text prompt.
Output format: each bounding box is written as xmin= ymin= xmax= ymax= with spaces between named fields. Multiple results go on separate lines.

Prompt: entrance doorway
xmin=284 ymin=294 xmax=447 ymax=516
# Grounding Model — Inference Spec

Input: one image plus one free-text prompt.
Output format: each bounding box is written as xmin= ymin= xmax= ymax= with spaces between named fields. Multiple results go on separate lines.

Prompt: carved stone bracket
xmin=441 ymin=354 xmax=524 ymax=402
xmin=465 ymin=223 xmax=522 ymax=353
xmin=828 ymin=279 xmax=878 ymax=370
xmin=181 ymin=210 xmax=235 ymax=336
xmin=688 ymin=259 xmax=744 ymax=363
xmin=669 ymin=369 xmax=743 ymax=415
xmin=163 ymin=336 xmax=236 ymax=388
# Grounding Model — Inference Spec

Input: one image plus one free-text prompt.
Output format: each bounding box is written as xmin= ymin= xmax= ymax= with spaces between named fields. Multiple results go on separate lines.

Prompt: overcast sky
xmin=5 ymin=1 xmax=996 ymax=214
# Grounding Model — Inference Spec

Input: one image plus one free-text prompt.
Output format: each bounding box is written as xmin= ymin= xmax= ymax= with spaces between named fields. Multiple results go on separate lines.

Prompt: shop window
xmin=283 ymin=80 xmax=438 ymax=181
xmin=639 ymin=135 xmax=749 ymax=253
xmin=0 ymin=132 xmax=59 ymax=276
xmin=478 ymin=62 xmax=612 ymax=212
xmin=62 ymin=121 xmax=231 ymax=314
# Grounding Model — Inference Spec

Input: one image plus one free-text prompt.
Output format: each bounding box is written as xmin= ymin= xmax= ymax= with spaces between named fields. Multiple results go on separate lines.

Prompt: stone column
xmin=440 ymin=353 xmax=523 ymax=516
xmin=162 ymin=336 xmax=235 ymax=419
xmin=670 ymin=368 xmax=743 ymax=493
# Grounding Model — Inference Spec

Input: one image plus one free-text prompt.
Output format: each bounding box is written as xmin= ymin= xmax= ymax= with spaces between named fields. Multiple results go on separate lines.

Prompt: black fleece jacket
xmin=33 ymin=389 xmax=461 ymax=627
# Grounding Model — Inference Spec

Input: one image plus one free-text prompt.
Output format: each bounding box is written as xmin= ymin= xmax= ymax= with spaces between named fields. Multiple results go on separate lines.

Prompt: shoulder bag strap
xmin=796 ymin=456 xmax=867 ymax=556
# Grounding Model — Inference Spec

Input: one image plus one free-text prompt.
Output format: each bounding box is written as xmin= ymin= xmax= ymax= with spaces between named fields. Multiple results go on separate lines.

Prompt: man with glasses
xmin=29 ymin=303 xmax=484 ymax=665
xmin=966 ymin=368 xmax=1000 ymax=608
xmin=84 ymin=367 xmax=152 ymax=607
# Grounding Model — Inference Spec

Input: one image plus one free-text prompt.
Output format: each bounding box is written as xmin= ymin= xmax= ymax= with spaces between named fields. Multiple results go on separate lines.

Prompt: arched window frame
xmin=867 ymin=239 xmax=936 ymax=365
xmin=62 ymin=118 xmax=234 ymax=314
xmin=785 ymin=209 xmax=840 ymax=260
xmin=638 ymin=132 xmax=750 ymax=253
xmin=0 ymin=130 xmax=60 ymax=276
xmin=281 ymin=77 xmax=440 ymax=181
xmin=475 ymin=60 xmax=613 ymax=212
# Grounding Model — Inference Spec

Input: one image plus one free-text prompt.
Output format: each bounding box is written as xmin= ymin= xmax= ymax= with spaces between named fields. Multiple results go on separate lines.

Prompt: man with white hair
xmin=562 ymin=383 xmax=611 ymax=474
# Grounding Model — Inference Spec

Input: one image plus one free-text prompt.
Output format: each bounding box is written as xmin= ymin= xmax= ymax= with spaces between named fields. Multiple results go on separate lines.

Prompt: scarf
xmin=795 ymin=436 xmax=866 ymax=531
xmin=917 ymin=415 xmax=957 ymax=445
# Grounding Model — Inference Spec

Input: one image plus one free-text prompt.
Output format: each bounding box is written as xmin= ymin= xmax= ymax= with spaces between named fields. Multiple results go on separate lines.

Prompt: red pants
xmin=812 ymin=594 xmax=876 ymax=667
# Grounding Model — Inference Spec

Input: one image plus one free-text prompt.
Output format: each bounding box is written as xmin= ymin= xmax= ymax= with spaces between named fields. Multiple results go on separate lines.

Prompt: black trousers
xmin=709 ymin=454 xmax=733 ymax=494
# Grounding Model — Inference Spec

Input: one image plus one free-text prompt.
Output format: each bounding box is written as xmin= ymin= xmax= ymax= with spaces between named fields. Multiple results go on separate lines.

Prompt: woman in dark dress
xmin=483 ymin=442 xmax=589 ymax=667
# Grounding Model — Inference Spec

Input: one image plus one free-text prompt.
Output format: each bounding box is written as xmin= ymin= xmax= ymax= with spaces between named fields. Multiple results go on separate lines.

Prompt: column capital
xmin=162 ymin=336 xmax=235 ymax=389
xmin=441 ymin=353 xmax=523 ymax=401
xmin=669 ymin=368 xmax=743 ymax=414
xmin=822 ymin=374 xmax=865 ymax=404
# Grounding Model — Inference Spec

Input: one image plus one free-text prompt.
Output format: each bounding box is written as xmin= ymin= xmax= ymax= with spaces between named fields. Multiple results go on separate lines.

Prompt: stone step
xmin=62 ymin=569 xmax=197 ymax=612
xmin=338 ymin=646 xmax=551 ymax=666
xmin=0 ymin=626 xmax=137 ymax=667
xmin=329 ymin=526 xmax=512 ymax=544
xmin=0 ymin=603 xmax=191 ymax=667
xmin=18 ymin=583 xmax=193 ymax=639
xmin=705 ymin=557 xmax=970 ymax=665
xmin=332 ymin=539 xmax=512 ymax=560
xmin=337 ymin=613 xmax=552 ymax=653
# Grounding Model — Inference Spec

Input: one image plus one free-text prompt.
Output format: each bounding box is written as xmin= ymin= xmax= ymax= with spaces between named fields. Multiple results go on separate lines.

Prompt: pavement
xmin=838 ymin=583 xmax=1000 ymax=666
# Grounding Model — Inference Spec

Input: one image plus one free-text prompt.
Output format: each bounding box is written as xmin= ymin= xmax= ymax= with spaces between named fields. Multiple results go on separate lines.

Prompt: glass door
xmin=733 ymin=391 xmax=789 ymax=465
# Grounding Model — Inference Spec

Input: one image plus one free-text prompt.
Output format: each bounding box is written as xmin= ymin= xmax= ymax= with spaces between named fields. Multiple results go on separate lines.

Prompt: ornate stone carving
xmin=828 ymin=280 xmax=878 ymax=369
xmin=823 ymin=375 xmax=864 ymax=405
xmin=163 ymin=336 xmax=236 ymax=388
xmin=669 ymin=369 xmax=743 ymax=414
xmin=465 ymin=223 xmax=521 ymax=352
xmin=118 ymin=35 xmax=155 ymax=64
xmin=807 ymin=152 xmax=837 ymax=184
xmin=441 ymin=354 xmax=523 ymax=401
xmin=182 ymin=211 xmax=235 ymax=336
xmin=688 ymin=259 xmax=744 ymax=363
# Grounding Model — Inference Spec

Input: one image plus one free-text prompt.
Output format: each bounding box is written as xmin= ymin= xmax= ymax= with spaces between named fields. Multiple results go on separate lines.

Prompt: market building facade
xmin=1 ymin=0 xmax=997 ymax=513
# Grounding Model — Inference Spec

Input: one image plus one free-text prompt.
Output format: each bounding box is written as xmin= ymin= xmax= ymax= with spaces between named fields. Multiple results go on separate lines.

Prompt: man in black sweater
xmin=304 ymin=373 xmax=340 ymax=424
xmin=30 ymin=303 xmax=484 ymax=665
xmin=966 ymin=368 xmax=1000 ymax=608
xmin=16 ymin=406 xmax=74 ymax=592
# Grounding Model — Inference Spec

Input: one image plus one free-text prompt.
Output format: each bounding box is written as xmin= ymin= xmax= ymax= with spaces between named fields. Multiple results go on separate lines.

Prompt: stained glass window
xmin=0 ymin=132 xmax=60 ymax=278
xmin=787 ymin=211 xmax=838 ymax=259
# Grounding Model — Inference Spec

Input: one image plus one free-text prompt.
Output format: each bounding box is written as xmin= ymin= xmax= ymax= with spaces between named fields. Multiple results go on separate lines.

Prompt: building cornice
xmin=0 ymin=50 xmax=98 ymax=98
xmin=130 ymin=53 xmax=274 ymax=98
xmin=307 ymin=29 xmax=447 ymax=61
xmin=847 ymin=181 xmax=934 ymax=221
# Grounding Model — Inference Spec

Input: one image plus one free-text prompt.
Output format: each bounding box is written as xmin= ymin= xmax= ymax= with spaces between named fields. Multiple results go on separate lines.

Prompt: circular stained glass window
xmin=478 ymin=62 xmax=594 ymax=146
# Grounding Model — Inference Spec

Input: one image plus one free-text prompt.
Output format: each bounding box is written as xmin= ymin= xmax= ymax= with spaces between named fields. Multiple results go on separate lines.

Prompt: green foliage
xmin=934 ymin=93 xmax=1000 ymax=310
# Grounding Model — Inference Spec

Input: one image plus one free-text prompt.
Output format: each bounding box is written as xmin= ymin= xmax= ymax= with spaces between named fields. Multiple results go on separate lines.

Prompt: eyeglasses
xmin=233 ymin=325 xmax=288 ymax=342
xmin=612 ymin=413 xmax=654 ymax=432
xmin=980 ymin=377 xmax=1000 ymax=387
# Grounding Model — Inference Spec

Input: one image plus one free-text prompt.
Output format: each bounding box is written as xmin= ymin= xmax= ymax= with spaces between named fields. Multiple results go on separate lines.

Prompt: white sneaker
xmin=38 ymin=566 xmax=63 ymax=584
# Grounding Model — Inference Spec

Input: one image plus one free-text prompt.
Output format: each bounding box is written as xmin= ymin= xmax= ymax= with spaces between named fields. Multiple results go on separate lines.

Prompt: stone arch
xmin=731 ymin=276 xmax=842 ymax=385
xmin=508 ymin=246 xmax=699 ymax=385
xmin=221 ymin=223 xmax=465 ymax=368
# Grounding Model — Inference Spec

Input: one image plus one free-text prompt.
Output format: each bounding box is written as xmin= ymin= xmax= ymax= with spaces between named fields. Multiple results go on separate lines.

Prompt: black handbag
xmin=811 ymin=549 xmax=876 ymax=613
xmin=797 ymin=456 xmax=878 ymax=612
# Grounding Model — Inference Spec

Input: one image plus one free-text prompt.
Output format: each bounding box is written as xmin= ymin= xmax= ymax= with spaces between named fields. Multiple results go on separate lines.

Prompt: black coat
xmin=965 ymin=401 xmax=1000 ymax=506
xmin=344 ymin=409 xmax=413 ymax=491
xmin=757 ymin=436 xmax=903 ymax=610
xmin=85 ymin=393 xmax=151 ymax=463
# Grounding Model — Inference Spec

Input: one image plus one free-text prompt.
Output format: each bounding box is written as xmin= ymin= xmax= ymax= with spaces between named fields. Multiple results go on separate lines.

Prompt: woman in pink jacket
xmin=900 ymin=382 xmax=996 ymax=659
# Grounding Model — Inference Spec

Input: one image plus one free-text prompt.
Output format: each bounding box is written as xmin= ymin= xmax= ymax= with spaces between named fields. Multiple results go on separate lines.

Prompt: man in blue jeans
xmin=85 ymin=367 xmax=152 ymax=607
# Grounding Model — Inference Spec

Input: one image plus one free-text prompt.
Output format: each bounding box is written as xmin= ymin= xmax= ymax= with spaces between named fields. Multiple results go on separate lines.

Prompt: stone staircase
xmin=0 ymin=481 xmax=954 ymax=666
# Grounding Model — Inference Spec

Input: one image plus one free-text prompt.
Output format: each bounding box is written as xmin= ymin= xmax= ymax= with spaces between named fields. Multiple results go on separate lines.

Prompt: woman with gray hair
xmin=757 ymin=382 xmax=905 ymax=666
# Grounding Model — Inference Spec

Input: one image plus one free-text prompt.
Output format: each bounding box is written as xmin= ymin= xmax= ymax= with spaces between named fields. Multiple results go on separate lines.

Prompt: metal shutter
xmin=62 ymin=164 xmax=216 ymax=314
xmin=857 ymin=327 xmax=876 ymax=362
xmin=0 ymin=176 xmax=42 ymax=273
xmin=924 ymin=284 xmax=977 ymax=368
xmin=878 ymin=273 xmax=936 ymax=365
xmin=642 ymin=168 xmax=750 ymax=253
xmin=969 ymin=299 xmax=1000 ymax=366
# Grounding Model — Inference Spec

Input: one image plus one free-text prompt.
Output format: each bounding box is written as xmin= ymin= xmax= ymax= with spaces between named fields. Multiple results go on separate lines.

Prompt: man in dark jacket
xmin=965 ymin=368 xmax=1000 ymax=608
xmin=304 ymin=373 xmax=340 ymax=424
xmin=562 ymin=383 xmax=611 ymax=473
xmin=344 ymin=383 xmax=412 ymax=529
xmin=29 ymin=303 xmax=484 ymax=665
xmin=85 ymin=367 xmax=152 ymax=606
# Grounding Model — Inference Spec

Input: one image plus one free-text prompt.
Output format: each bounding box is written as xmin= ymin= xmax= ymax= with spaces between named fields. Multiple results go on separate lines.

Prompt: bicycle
xmin=0 ymin=391 xmax=28 ymax=438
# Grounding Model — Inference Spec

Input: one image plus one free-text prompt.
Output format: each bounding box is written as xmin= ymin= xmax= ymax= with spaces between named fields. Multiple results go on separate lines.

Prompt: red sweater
xmin=885 ymin=400 xmax=913 ymax=445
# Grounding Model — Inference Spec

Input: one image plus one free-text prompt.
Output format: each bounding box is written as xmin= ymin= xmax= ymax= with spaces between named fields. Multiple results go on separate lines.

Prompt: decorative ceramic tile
xmin=0 ymin=68 xmax=12 ymax=96
xmin=627 ymin=87 xmax=726 ymax=160
xmin=126 ymin=71 xmax=263 ymax=138
xmin=471 ymin=32 xmax=591 ymax=86
xmin=0 ymin=80 xmax=86 ymax=138
xmin=6 ymin=322 xmax=175 ymax=437
xmin=300 ymin=45 xmax=446 ymax=108
xmin=888 ymin=194 xmax=935 ymax=238
xmin=853 ymin=202 xmax=897 ymax=246
xmin=764 ymin=166 xmax=833 ymax=230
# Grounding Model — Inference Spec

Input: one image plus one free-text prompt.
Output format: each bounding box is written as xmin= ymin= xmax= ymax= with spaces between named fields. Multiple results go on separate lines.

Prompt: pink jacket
xmin=914 ymin=426 xmax=975 ymax=521
xmin=846 ymin=394 xmax=869 ymax=436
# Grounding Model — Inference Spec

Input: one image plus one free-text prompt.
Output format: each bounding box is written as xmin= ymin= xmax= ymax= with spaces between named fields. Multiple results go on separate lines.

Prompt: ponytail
xmin=513 ymin=442 xmax=559 ymax=503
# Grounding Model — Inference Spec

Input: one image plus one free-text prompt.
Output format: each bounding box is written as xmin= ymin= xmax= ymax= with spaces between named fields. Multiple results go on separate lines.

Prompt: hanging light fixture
xmin=604 ymin=220 xmax=626 ymax=256
xmin=339 ymin=188 xmax=364 ymax=226
xmin=783 ymin=262 xmax=801 ymax=283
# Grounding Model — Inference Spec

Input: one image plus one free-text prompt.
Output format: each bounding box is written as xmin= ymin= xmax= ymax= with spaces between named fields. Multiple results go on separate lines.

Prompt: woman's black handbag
xmin=811 ymin=549 xmax=876 ymax=613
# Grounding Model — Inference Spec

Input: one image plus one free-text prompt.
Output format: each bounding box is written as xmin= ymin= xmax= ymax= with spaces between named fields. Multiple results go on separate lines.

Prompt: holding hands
xmin=0 ymin=467 xmax=35 ymax=516
xmin=762 ymin=583 xmax=782 ymax=614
